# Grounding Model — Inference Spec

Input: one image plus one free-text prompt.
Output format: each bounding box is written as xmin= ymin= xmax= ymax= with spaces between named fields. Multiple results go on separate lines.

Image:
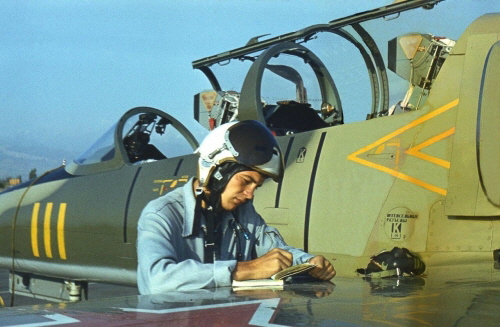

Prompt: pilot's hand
xmin=308 ymin=255 xmax=336 ymax=281
xmin=232 ymin=248 xmax=293 ymax=281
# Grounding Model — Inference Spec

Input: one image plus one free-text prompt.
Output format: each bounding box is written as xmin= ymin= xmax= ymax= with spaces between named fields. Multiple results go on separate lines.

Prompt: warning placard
xmin=384 ymin=207 xmax=417 ymax=241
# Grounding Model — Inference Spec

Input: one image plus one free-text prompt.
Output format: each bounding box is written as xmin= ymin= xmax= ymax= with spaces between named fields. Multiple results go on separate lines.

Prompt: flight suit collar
xmin=181 ymin=178 xmax=234 ymax=238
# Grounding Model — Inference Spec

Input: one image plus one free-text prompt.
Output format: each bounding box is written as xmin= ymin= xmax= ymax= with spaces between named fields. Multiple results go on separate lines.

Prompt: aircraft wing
xmin=1 ymin=261 xmax=499 ymax=326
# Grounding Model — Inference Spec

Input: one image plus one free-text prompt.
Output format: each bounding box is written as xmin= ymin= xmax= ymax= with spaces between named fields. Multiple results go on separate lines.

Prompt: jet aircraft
xmin=1 ymin=3 xmax=500 ymax=321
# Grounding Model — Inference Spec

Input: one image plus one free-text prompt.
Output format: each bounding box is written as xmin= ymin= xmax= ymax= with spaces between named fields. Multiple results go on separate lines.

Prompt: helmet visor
xmin=226 ymin=120 xmax=279 ymax=166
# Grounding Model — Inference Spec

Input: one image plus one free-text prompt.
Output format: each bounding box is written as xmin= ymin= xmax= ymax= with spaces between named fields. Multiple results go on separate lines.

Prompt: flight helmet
xmin=195 ymin=120 xmax=284 ymax=190
xmin=356 ymin=247 xmax=426 ymax=278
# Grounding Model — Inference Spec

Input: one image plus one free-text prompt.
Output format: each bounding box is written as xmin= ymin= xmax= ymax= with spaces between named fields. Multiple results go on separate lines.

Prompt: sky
xmin=1 ymin=0 xmax=499 ymax=180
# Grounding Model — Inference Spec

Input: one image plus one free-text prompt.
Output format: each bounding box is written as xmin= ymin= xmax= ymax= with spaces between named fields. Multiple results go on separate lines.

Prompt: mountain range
xmin=0 ymin=141 xmax=77 ymax=182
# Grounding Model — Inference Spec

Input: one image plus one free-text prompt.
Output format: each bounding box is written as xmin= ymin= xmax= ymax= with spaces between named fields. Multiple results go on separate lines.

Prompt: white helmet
xmin=195 ymin=120 xmax=284 ymax=188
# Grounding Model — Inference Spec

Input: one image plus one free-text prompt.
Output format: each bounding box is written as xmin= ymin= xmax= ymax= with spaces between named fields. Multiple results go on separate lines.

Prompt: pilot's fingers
xmin=234 ymin=250 xmax=293 ymax=280
xmin=264 ymin=248 xmax=293 ymax=267
xmin=315 ymin=265 xmax=336 ymax=280
xmin=317 ymin=259 xmax=335 ymax=279
xmin=308 ymin=256 xmax=336 ymax=280
xmin=311 ymin=267 xmax=335 ymax=280
xmin=308 ymin=255 xmax=327 ymax=268
xmin=267 ymin=248 xmax=293 ymax=260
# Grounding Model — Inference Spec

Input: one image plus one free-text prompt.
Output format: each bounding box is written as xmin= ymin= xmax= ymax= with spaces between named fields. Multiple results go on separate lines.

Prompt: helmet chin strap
xmin=197 ymin=162 xmax=251 ymax=263
xmin=195 ymin=183 xmax=222 ymax=264
xmin=194 ymin=184 xmax=222 ymax=213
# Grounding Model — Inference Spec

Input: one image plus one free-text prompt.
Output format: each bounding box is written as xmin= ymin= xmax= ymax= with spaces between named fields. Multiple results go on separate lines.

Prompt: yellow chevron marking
xmin=406 ymin=127 xmax=455 ymax=169
xmin=348 ymin=99 xmax=459 ymax=195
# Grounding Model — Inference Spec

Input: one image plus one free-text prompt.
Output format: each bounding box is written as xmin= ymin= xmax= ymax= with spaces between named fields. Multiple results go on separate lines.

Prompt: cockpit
xmin=68 ymin=107 xmax=199 ymax=175
xmin=122 ymin=113 xmax=168 ymax=163
xmin=191 ymin=4 xmax=455 ymax=134
xmin=69 ymin=2 xmax=456 ymax=176
xmin=193 ymin=40 xmax=345 ymax=134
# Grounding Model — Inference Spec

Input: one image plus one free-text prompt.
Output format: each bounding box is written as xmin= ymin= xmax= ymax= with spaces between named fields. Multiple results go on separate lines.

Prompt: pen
xmin=235 ymin=220 xmax=250 ymax=240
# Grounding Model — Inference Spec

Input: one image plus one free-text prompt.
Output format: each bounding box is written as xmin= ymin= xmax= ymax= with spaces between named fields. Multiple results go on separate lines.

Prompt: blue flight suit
xmin=137 ymin=178 xmax=313 ymax=294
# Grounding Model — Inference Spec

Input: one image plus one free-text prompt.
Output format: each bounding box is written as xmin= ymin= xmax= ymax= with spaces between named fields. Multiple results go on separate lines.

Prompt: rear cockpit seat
xmin=264 ymin=101 xmax=329 ymax=136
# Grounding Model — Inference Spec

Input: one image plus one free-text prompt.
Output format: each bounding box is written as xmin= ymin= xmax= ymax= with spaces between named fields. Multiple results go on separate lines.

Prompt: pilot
xmin=136 ymin=120 xmax=335 ymax=294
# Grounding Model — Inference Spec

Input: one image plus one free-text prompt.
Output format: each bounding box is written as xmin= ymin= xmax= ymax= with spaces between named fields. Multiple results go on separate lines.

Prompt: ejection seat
xmin=264 ymin=101 xmax=329 ymax=136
